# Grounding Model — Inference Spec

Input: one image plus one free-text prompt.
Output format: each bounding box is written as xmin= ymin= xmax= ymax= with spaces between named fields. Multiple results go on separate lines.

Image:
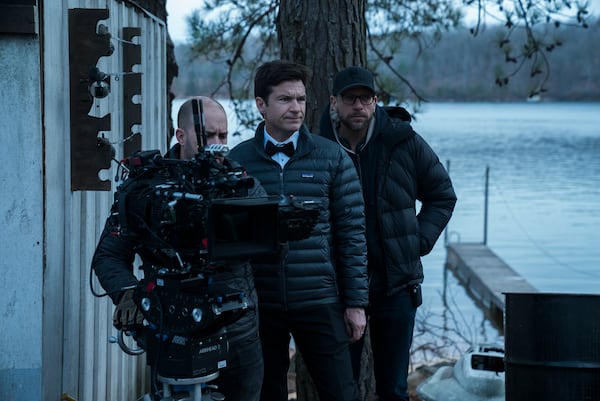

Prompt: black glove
xmin=113 ymin=289 xmax=144 ymax=330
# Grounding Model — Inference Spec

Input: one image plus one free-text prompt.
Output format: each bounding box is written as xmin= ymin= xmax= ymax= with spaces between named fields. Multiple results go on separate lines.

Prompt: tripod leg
xmin=162 ymin=381 xmax=172 ymax=398
xmin=192 ymin=383 xmax=203 ymax=401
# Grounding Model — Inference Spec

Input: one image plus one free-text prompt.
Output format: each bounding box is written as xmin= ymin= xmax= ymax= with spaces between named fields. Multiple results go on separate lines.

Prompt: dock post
xmin=483 ymin=165 xmax=489 ymax=245
xmin=444 ymin=159 xmax=451 ymax=246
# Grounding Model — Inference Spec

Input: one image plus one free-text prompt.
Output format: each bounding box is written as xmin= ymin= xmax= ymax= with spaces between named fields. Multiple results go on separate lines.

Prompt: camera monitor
xmin=207 ymin=196 xmax=280 ymax=260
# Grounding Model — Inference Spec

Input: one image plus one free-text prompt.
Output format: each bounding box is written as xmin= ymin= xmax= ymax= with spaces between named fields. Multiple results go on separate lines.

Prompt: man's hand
xmin=344 ymin=307 xmax=366 ymax=343
xmin=113 ymin=289 xmax=143 ymax=330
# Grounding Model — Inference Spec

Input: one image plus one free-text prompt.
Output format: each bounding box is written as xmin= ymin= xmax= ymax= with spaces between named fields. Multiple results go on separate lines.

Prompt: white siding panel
xmin=43 ymin=1 xmax=167 ymax=400
xmin=42 ymin=0 xmax=72 ymax=397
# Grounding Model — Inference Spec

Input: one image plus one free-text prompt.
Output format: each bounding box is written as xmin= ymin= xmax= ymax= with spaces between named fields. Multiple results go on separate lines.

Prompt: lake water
xmin=173 ymin=100 xmax=600 ymax=359
xmin=408 ymin=102 xmax=600 ymax=360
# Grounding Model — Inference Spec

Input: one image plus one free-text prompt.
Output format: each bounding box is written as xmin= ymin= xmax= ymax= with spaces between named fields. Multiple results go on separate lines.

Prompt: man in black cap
xmin=320 ymin=66 xmax=457 ymax=401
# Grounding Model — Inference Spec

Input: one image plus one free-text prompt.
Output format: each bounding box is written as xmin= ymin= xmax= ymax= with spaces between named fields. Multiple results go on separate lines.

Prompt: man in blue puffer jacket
xmin=229 ymin=60 xmax=369 ymax=401
xmin=320 ymin=66 xmax=457 ymax=401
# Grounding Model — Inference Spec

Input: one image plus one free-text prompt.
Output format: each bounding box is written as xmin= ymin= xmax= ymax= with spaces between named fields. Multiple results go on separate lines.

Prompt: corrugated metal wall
xmin=42 ymin=1 xmax=167 ymax=400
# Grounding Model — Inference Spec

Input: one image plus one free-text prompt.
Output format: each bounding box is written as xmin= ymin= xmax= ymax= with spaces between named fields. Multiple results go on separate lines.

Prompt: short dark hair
xmin=254 ymin=60 xmax=310 ymax=102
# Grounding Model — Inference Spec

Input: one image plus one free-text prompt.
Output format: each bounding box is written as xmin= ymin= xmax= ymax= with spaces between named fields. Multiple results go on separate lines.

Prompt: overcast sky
xmin=166 ymin=0 xmax=204 ymax=44
xmin=166 ymin=0 xmax=599 ymax=44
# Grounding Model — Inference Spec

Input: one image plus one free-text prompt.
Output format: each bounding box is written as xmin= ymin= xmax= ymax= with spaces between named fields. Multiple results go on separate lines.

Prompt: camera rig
xmin=115 ymin=146 xmax=283 ymax=262
xmin=108 ymin=146 xmax=319 ymax=385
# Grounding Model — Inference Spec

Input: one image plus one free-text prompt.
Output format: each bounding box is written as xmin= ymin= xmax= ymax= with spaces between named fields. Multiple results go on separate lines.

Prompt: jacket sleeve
xmin=414 ymin=134 xmax=457 ymax=256
xmin=91 ymin=215 xmax=140 ymax=304
xmin=329 ymin=149 xmax=369 ymax=308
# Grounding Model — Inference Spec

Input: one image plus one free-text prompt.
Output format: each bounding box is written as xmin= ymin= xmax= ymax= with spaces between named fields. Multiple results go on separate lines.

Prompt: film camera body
xmin=110 ymin=147 xmax=318 ymax=387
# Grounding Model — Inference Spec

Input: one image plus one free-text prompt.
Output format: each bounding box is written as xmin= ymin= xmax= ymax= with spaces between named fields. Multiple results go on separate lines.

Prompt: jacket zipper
xmin=279 ymin=166 xmax=288 ymax=309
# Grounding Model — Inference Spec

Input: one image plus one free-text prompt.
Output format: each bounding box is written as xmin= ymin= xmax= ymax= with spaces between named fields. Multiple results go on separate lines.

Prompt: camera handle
xmin=108 ymin=329 xmax=145 ymax=356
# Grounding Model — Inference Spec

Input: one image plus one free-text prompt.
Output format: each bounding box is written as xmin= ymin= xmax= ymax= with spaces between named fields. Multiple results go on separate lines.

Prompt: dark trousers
xmin=258 ymin=304 xmax=359 ymax=401
xmin=350 ymin=290 xmax=417 ymax=401
xmin=212 ymin=331 xmax=264 ymax=401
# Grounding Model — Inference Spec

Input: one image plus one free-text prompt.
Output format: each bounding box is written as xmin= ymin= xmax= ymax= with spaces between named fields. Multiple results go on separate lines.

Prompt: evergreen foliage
xmin=172 ymin=18 xmax=599 ymax=102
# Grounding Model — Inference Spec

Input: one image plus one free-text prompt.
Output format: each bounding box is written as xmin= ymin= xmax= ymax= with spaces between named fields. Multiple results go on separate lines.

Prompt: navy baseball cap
xmin=332 ymin=66 xmax=375 ymax=95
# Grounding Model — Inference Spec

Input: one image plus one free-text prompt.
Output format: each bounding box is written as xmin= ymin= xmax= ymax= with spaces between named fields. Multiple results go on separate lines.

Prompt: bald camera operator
xmin=92 ymin=97 xmax=265 ymax=401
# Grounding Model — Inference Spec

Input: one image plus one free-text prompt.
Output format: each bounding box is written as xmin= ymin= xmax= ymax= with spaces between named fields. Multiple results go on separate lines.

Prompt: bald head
xmin=176 ymin=96 xmax=228 ymax=160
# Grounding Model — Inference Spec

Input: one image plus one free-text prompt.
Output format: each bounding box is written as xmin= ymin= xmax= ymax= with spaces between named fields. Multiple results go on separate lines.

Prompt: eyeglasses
xmin=340 ymin=94 xmax=375 ymax=105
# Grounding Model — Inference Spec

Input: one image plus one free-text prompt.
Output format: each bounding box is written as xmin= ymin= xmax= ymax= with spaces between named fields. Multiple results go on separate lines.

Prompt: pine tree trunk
xmin=277 ymin=0 xmax=367 ymax=132
xmin=356 ymin=327 xmax=377 ymax=401
xmin=295 ymin=351 xmax=320 ymax=401
xmin=277 ymin=1 xmax=371 ymax=399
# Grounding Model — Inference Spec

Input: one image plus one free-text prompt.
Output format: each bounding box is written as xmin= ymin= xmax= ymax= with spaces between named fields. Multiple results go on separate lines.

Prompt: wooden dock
xmin=445 ymin=242 xmax=537 ymax=325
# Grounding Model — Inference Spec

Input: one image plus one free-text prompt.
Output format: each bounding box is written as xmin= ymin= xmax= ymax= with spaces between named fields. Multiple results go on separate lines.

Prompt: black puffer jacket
xmin=229 ymin=123 xmax=368 ymax=311
xmin=92 ymin=150 xmax=266 ymax=343
xmin=320 ymin=106 xmax=457 ymax=296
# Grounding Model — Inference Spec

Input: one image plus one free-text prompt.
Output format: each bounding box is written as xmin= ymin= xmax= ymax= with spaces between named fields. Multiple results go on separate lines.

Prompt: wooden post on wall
xmin=68 ymin=8 xmax=113 ymax=191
